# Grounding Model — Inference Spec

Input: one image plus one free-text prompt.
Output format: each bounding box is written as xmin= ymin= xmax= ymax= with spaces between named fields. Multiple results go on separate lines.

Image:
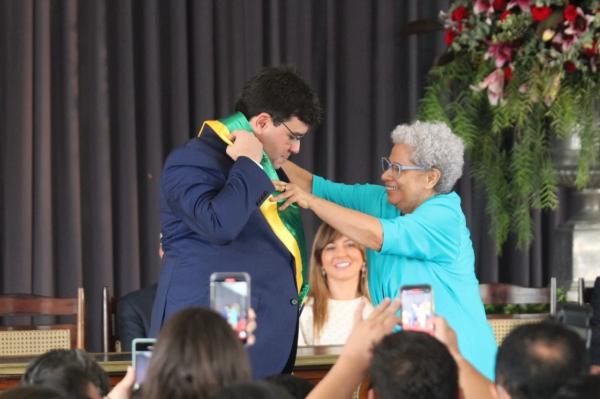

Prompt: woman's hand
xmin=245 ymin=308 xmax=257 ymax=346
xmin=342 ymin=298 xmax=401 ymax=365
xmin=104 ymin=366 xmax=135 ymax=399
xmin=271 ymin=180 xmax=314 ymax=210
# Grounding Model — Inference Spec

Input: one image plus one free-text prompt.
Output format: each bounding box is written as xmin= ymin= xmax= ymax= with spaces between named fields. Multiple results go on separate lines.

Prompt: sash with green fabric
xmin=197 ymin=112 xmax=310 ymax=303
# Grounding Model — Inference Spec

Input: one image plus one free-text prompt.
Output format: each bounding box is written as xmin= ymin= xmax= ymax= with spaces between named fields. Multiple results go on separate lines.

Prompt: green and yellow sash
xmin=197 ymin=113 xmax=309 ymax=300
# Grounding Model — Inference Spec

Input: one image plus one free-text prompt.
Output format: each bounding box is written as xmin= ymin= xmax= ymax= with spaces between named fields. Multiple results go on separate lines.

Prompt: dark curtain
xmin=0 ymin=0 xmax=564 ymax=351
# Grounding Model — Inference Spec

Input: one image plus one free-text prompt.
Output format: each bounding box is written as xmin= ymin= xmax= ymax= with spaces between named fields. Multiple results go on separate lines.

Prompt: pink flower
xmin=474 ymin=0 xmax=492 ymax=15
xmin=563 ymin=8 xmax=594 ymax=36
xmin=507 ymin=0 xmax=531 ymax=13
xmin=474 ymin=69 xmax=505 ymax=106
xmin=485 ymin=43 xmax=513 ymax=68
xmin=552 ymin=32 xmax=577 ymax=52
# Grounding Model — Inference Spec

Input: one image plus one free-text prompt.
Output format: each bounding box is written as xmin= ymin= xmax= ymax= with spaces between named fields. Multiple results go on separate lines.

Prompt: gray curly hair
xmin=390 ymin=121 xmax=464 ymax=194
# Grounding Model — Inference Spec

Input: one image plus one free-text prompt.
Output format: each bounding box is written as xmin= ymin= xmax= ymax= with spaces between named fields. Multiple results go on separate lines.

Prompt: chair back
xmin=101 ymin=286 xmax=120 ymax=352
xmin=0 ymin=288 xmax=85 ymax=356
xmin=480 ymin=277 xmax=557 ymax=345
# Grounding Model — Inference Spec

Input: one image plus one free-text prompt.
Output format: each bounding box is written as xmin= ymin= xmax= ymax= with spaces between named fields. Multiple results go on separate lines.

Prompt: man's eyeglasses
xmin=280 ymin=121 xmax=305 ymax=143
xmin=381 ymin=157 xmax=426 ymax=179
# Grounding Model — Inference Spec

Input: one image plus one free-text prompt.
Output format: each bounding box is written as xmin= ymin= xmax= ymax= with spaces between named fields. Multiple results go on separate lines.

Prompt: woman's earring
xmin=321 ymin=268 xmax=326 ymax=277
xmin=361 ymin=263 xmax=367 ymax=276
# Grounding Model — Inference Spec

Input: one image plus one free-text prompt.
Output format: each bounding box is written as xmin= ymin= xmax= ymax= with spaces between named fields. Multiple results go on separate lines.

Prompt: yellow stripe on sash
xmin=198 ymin=120 xmax=304 ymax=292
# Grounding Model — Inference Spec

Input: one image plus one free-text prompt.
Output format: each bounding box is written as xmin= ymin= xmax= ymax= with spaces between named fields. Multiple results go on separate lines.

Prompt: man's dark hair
xmin=496 ymin=321 xmax=589 ymax=399
xmin=21 ymin=349 xmax=110 ymax=396
xmin=552 ymin=375 xmax=600 ymax=399
xmin=265 ymin=373 xmax=314 ymax=398
xmin=211 ymin=381 xmax=294 ymax=399
xmin=369 ymin=331 xmax=459 ymax=399
xmin=234 ymin=66 xmax=322 ymax=127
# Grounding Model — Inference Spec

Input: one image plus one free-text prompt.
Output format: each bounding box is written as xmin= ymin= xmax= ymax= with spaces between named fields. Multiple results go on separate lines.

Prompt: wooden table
xmin=0 ymin=345 xmax=341 ymax=390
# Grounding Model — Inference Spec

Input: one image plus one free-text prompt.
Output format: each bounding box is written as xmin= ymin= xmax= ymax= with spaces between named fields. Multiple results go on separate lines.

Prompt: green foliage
xmin=418 ymin=54 xmax=600 ymax=250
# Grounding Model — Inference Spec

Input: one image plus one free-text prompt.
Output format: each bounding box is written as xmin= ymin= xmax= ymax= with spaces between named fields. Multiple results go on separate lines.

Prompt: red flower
xmin=531 ymin=6 xmax=552 ymax=22
xmin=493 ymin=0 xmax=507 ymax=11
xmin=452 ymin=5 xmax=469 ymax=21
xmin=564 ymin=61 xmax=577 ymax=73
xmin=503 ymin=66 xmax=513 ymax=81
xmin=499 ymin=10 xmax=512 ymax=21
xmin=583 ymin=41 xmax=598 ymax=57
xmin=444 ymin=29 xmax=458 ymax=46
xmin=564 ymin=4 xmax=577 ymax=22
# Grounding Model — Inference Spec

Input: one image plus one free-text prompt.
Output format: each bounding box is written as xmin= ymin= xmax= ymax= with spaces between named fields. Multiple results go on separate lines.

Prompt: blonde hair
xmin=308 ymin=223 xmax=370 ymax=340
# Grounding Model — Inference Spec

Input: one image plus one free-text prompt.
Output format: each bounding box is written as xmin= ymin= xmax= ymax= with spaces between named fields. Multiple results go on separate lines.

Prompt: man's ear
xmin=367 ymin=388 xmax=377 ymax=399
xmin=249 ymin=112 xmax=272 ymax=136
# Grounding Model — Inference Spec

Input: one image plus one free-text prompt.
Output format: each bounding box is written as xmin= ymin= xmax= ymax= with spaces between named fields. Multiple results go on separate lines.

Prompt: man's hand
xmin=226 ymin=130 xmax=263 ymax=163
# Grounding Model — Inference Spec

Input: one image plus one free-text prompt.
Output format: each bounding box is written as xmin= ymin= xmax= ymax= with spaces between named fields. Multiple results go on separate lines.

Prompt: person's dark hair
xmin=496 ymin=321 xmax=589 ymax=399
xmin=265 ymin=374 xmax=314 ymax=398
xmin=211 ymin=381 xmax=294 ymax=399
xmin=21 ymin=349 xmax=110 ymax=396
xmin=369 ymin=331 xmax=459 ymax=399
xmin=552 ymin=375 xmax=600 ymax=399
xmin=141 ymin=307 xmax=251 ymax=399
xmin=234 ymin=66 xmax=322 ymax=127
xmin=0 ymin=386 xmax=66 ymax=399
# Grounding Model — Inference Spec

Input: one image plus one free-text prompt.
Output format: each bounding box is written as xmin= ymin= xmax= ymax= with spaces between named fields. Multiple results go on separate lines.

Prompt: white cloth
xmin=298 ymin=296 xmax=373 ymax=346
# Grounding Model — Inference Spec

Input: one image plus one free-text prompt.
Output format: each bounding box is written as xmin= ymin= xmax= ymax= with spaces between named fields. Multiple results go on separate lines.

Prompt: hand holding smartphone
xmin=400 ymin=284 xmax=435 ymax=334
xmin=132 ymin=338 xmax=156 ymax=390
xmin=210 ymin=272 xmax=251 ymax=343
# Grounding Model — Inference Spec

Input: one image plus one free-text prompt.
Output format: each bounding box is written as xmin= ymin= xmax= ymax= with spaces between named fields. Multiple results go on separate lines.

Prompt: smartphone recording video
xmin=132 ymin=338 xmax=156 ymax=390
xmin=210 ymin=272 xmax=251 ymax=343
xmin=400 ymin=284 xmax=435 ymax=334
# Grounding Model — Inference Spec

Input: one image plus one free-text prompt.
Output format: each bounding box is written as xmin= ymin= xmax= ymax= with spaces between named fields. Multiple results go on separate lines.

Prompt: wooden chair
xmin=0 ymin=288 xmax=85 ymax=356
xmin=101 ymin=286 xmax=120 ymax=352
xmin=480 ymin=277 xmax=557 ymax=345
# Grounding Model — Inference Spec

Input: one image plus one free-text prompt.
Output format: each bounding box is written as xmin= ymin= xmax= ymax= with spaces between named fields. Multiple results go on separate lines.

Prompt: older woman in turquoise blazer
xmin=277 ymin=121 xmax=497 ymax=379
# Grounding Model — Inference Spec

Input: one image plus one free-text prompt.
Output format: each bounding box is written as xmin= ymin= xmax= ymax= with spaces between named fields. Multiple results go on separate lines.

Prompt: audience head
xmin=265 ymin=374 xmax=314 ymax=398
xmin=0 ymin=386 xmax=66 ymax=399
xmin=368 ymin=331 xmax=459 ymax=399
xmin=308 ymin=223 xmax=369 ymax=336
xmin=141 ymin=307 xmax=251 ymax=399
xmin=389 ymin=121 xmax=464 ymax=195
xmin=22 ymin=349 xmax=109 ymax=397
xmin=234 ymin=66 xmax=322 ymax=128
xmin=211 ymin=381 xmax=294 ymax=399
xmin=552 ymin=375 xmax=600 ymax=399
xmin=495 ymin=321 xmax=589 ymax=399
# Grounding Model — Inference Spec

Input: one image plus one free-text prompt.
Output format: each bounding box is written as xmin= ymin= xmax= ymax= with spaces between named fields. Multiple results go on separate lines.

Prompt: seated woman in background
xmin=298 ymin=223 xmax=372 ymax=346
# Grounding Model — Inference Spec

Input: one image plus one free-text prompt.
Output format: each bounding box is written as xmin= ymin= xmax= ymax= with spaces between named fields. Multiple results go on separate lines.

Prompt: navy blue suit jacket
xmin=117 ymin=284 xmax=157 ymax=352
xmin=150 ymin=126 xmax=299 ymax=378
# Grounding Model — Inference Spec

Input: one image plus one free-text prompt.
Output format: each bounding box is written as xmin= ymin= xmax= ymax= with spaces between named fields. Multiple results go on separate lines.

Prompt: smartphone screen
xmin=132 ymin=338 xmax=156 ymax=390
xmin=400 ymin=285 xmax=434 ymax=334
xmin=210 ymin=272 xmax=250 ymax=343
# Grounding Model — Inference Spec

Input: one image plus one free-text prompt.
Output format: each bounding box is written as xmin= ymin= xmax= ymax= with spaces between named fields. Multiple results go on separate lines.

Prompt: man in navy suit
xmin=150 ymin=66 xmax=322 ymax=378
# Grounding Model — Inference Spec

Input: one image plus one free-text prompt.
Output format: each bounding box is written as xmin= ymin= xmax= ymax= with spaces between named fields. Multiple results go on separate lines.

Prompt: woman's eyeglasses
xmin=381 ymin=157 xmax=426 ymax=179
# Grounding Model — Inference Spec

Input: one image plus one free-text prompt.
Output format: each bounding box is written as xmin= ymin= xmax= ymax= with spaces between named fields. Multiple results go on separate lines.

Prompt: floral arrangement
xmin=419 ymin=0 xmax=600 ymax=249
